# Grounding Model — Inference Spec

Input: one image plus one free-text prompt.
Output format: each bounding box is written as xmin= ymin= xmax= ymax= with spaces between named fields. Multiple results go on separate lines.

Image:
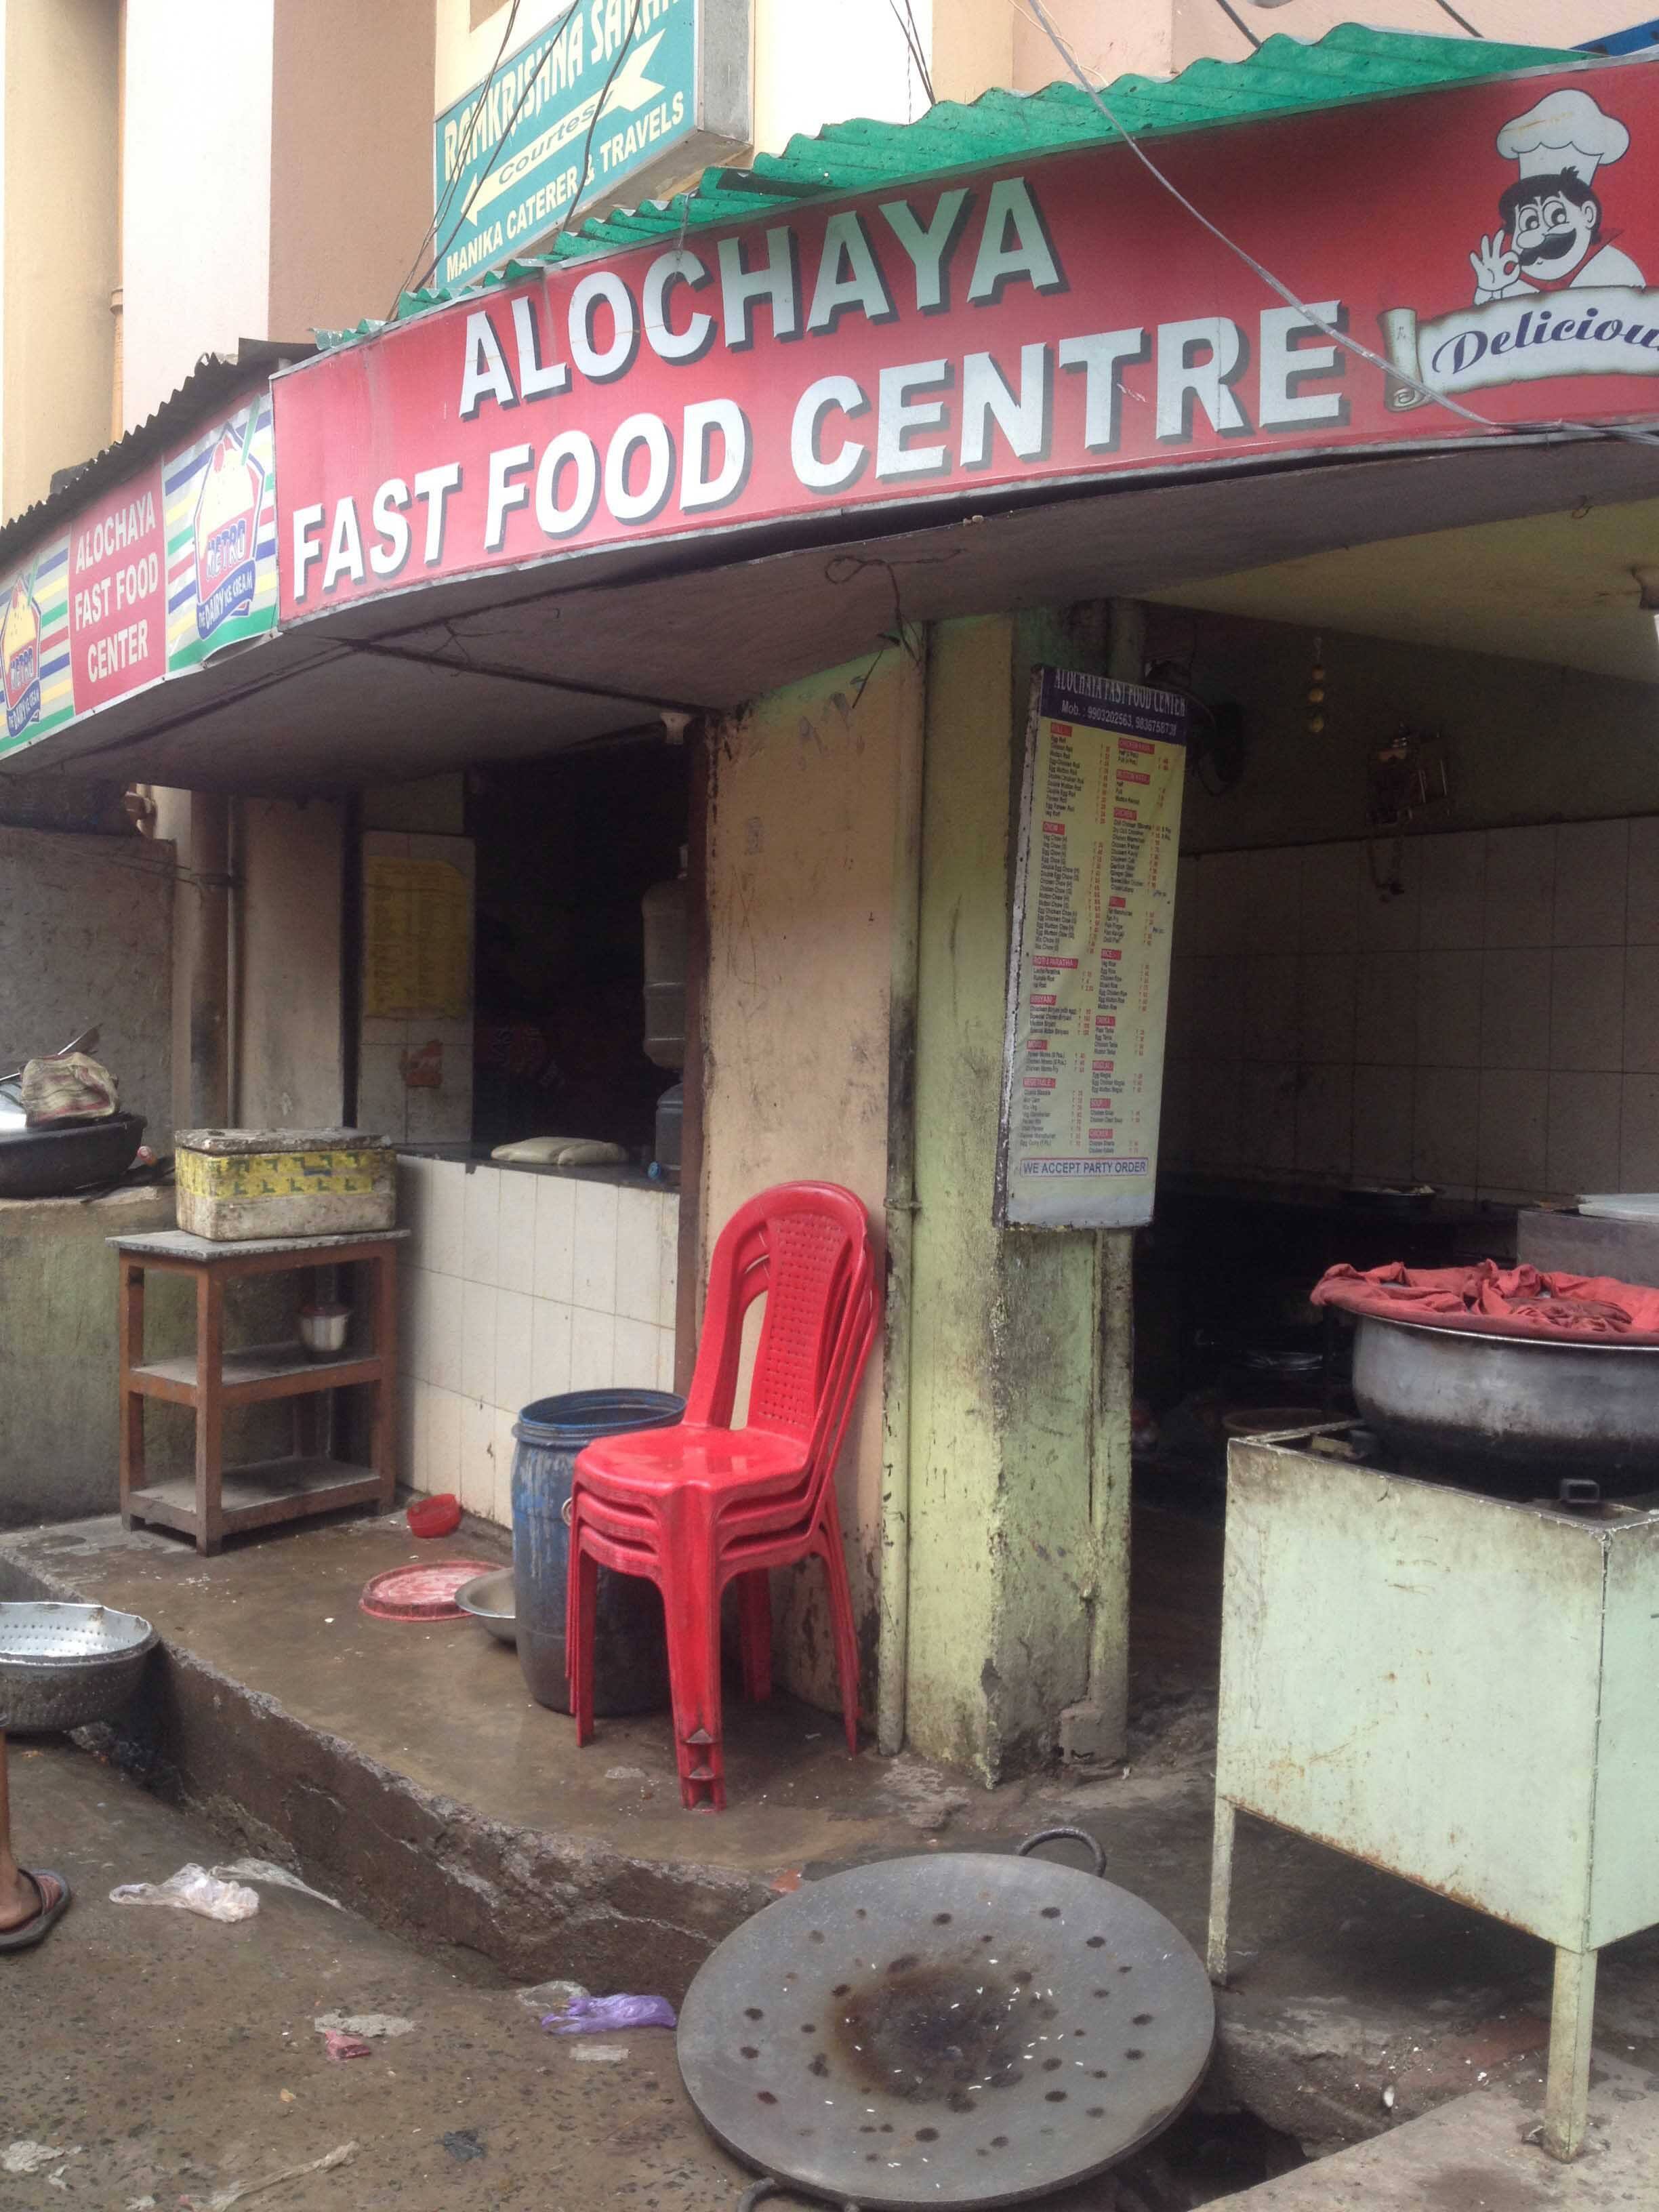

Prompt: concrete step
xmin=6 ymin=1509 xmax=1659 ymax=2175
xmin=1218 ymin=2066 xmax=1659 ymax=2208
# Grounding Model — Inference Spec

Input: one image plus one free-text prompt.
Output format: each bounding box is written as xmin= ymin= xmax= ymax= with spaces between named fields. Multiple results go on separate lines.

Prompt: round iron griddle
xmin=677 ymin=1832 xmax=1214 ymax=2210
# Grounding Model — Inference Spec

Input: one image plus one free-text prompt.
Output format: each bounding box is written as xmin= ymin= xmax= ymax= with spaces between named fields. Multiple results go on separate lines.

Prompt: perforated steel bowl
xmin=0 ymin=1601 xmax=157 ymax=1732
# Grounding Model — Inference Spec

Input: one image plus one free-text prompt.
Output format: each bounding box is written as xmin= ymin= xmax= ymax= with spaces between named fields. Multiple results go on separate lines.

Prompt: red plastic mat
xmin=1312 ymin=1258 xmax=1659 ymax=1345
xmin=359 ymin=1560 xmax=502 ymax=1622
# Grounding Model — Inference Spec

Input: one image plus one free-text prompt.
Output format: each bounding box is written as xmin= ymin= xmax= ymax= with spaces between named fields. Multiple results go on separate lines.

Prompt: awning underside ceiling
xmin=18 ymin=436 xmax=1659 ymax=796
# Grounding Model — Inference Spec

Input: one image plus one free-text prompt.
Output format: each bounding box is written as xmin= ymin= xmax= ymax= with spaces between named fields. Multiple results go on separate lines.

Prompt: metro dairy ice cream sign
xmin=0 ymin=539 xmax=74 ymax=755
xmin=164 ymin=394 xmax=278 ymax=672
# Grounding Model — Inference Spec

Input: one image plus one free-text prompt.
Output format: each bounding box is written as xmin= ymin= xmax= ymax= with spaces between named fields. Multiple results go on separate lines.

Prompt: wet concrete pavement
xmin=3 ymin=1741 xmax=745 ymax=2212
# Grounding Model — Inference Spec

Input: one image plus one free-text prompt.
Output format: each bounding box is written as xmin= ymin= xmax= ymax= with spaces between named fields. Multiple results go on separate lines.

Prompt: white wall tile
xmin=461 ymin=1277 xmax=496 ymax=1402
xmin=1244 ymin=954 xmax=1299 ymax=1061
xmin=615 ymin=1315 xmax=665 ymax=1390
xmin=459 ymin=1395 xmax=496 ymax=1517
xmin=1193 ymin=849 xmax=1248 ymax=957
xmin=495 ymin=1287 xmax=535 ymax=1420
xmin=1622 ymin=945 xmax=1659 ymax=1071
xmin=1477 ymin=1068 xmax=1547 ymax=1194
xmin=1300 ymin=951 xmax=1362 ymax=1061
xmin=397 ymin=1376 xmax=419 ymax=1490
xmin=1192 ymin=1061 xmax=1243 ymax=1169
xmin=1240 ymin=848 xmax=1299 ymax=955
xmin=426 ymin=1269 xmax=462 ymax=1393
xmin=657 ymin=1326 xmax=679 ymax=1394
xmin=1480 ymin=949 xmax=1551 ymax=1071
xmin=496 ymin=1173 xmax=537 ymax=1294
xmin=1192 ymin=957 xmax=1246 ymax=1064
xmin=406 ymin=1079 xmax=471 ymax=1144
xmin=656 ymin=1196 xmax=680 ymax=1330
xmin=1551 ymin=1071 xmax=1622 ymax=1193
xmin=1297 ymin=844 xmax=1359 ymax=954
xmin=424 ymin=1383 xmax=462 ymax=1496
xmin=357 ymin=1044 xmax=407 ymax=1143
xmin=1554 ymin=819 xmax=1629 ymax=947
xmin=1627 ymin=819 xmax=1659 ymax=945
xmin=1352 ymin=1076 xmax=1414 ymax=1184
xmin=1355 ymin=841 xmax=1419 ymax=952
xmin=1621 ymin=1073 xmax=1659 ymax=1189
xmin=615 ymin=1187 xmax=663 ymax=1326
xmin=1416 ymin=949 xmax=1482 ymax=1069
xmin=1548 ymin=946 xmax=1623 ymax=1072
xmin=463 ymin=1167 xmax=500 ymax=1285
xmin=1414 ymin=1067 xmax=1479 ymax=1187
xmin=1353 ymin=952 xmax=1416 ymax=1068
xmin=425 ymin=1161 xmax=466 ymax=1276
xmin=1483 ymin=825 xmax=1557 ymax=949
xmin=401 ymin=1266 xmax=429 ymax=1386
xmin=533 ymin=1174 xmax=577 ymax=1303
xmin=1294 ymin=1064 xmax=1352 ymax=1178
xmin=1417 ymin=832 xmax=1486 ymax=951
xmin=531 ymin=1298 xmax=573 ymax=1402
xmin=492 ymin=1407 xmax=518 ymax=1528
xmin=1240 ymin=1062 xmax=1297 ymax=1172
xmin=396 ymin=1155 xmax=429 ymax=1264
xmin=573 ymin=1179 xmax=620 ymax=1312
xmin=570 ymin=1305 xmax=616 ymax=1390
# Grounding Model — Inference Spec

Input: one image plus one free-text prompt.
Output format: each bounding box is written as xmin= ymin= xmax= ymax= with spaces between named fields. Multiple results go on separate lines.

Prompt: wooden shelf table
xmin=110 ymin=1226 xmax=407 ymax=1555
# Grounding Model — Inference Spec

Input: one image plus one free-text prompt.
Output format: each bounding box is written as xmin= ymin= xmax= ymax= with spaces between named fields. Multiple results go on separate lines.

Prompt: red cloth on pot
xmin=1311 ymin=1258 xmax=1659 ymax=1345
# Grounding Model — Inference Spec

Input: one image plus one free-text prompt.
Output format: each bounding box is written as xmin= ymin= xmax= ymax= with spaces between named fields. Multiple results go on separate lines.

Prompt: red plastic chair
xmin=565 ymin=1182 xmax=879 ymax=1810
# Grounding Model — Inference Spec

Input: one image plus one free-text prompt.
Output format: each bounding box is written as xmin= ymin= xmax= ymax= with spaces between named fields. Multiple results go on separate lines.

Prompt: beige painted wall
xmin=0 ymin=0 xmax=119 ymax=518
xmin=701 ymin=649 xmax=912 ymax=1708
xmin=234 ymin=797 xmax=345 ymax=1128
xmin=121 ymin=0 xmax=273 ymax=428
xmin=1170 ymin=0 xmax=1634 ymax=70
xmin=270 ymin=0 xmax=435 ymax=342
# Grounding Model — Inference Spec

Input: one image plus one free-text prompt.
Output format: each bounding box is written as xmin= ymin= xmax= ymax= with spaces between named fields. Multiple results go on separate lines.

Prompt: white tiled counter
xmin=394 ymin=1155 xmax=679 ymax=1526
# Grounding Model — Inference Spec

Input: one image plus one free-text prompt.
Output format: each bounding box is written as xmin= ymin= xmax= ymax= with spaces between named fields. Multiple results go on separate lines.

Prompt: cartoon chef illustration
xmin=1469 ymin=88 xmax=1643 ymax=303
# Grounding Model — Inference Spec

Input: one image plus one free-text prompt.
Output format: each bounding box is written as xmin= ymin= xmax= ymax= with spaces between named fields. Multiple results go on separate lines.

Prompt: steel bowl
xmin=454 ymin=1569 xmax=516 ymax=1645
xmin=1353 ymin=1313 xmax=1659 ymax=1488
xmin=0 ymin=1601 xmax=158 ymax=1732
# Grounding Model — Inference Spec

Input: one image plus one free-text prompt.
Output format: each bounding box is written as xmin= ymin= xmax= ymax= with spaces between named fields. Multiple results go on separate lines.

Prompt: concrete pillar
xmin=905 ymin=609 xmax=1117 ymax=1784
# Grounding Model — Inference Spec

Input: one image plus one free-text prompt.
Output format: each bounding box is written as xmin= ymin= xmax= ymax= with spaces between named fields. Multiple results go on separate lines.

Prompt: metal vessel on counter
xmin=0 ymin=1601 xmax=158 ymax=1732
xmin=1353 ymin=1312 xmax=1659 ymax=1486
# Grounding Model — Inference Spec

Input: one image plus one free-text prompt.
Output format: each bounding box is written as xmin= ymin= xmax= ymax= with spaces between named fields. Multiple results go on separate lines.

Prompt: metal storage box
xmin=174 ymin=1128 xmax=396 ymax=1242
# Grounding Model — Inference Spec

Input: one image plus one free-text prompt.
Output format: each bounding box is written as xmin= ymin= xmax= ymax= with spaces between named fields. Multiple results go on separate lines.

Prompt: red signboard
xmin=268 ymin=56 xmax=1659 ymax=622
xmin=66 ymin=462 xmax=166 ymax=712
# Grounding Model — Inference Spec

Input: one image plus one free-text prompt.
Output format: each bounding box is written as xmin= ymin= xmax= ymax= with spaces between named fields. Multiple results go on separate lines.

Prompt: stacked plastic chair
xmin=565 ymin=1182 xmax=878 ymax=1809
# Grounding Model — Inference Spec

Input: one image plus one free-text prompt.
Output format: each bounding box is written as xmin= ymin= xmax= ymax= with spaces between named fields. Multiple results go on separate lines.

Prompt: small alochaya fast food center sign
xmin=7 ymin=54 xmax=1659 ymax=758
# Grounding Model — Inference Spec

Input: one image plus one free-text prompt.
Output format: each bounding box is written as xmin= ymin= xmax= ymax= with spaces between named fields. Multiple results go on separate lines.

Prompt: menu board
xmin=363 ymin=855 xmax=472 ymax=1019
xmin=995 ymin=668 xmax=1188 ymax=1229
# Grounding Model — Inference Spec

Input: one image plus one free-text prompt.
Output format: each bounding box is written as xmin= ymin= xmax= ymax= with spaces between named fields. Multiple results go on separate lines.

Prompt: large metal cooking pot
xmin=1353 ymin=1312 xmax=1659 ymax=1487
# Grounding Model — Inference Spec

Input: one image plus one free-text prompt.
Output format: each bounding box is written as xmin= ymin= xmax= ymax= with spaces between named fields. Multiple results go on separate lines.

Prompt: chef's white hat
xmin=1497 ymin=89 xmax=1630 ymax=185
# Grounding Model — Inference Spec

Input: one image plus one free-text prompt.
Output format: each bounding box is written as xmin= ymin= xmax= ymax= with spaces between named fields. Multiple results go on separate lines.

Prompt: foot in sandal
xmin=0 ymin=1865 xmax=71 ymax=1950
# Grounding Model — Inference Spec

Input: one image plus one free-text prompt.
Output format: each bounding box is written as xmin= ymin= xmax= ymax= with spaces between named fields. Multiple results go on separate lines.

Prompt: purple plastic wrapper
xmin=541 ymin=1994 xmax=678 ymax=2034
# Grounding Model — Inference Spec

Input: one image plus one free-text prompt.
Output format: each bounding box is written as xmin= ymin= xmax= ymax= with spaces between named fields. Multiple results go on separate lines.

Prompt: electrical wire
xmin=1019 ymin=0 xmax=1659 ymax=452
xmin=1431 ymin=0 xmax=1483 ymax=34
xmin=1210 ymin=0 xmax=1261 ymax=53
xmin=388 ymin=0 xmax=523 ymax=315
xmin=553 ymin=0 xmax=647 ymax=243
xmin=889 ymin=0 xmax=935 ymax=106
xmin=419 ymin=2 xmax=587 ymax=295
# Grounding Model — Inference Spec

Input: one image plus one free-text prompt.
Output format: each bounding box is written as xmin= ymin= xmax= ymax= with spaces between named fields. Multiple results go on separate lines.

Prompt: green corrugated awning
xmin=323 ymin=22 xmax=1578 ymax=350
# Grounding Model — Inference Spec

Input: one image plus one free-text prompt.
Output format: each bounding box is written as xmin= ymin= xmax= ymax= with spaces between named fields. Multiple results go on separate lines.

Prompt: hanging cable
xmin=552 ymin=0 xmax=647 ymax=242
xmin=1431 ymin=0 xmax=1483 ymax=34
xmin=388 ymin=0 xmax=523 ymax=316
xmin=889 ymin=0 xmax=935 ymax=104
xmin=416 ymin=4 xmax=586 ymax=296
xmin=1210 ymin=0 xmax=1261 ymax=52
xmin=1018 ymin=0 xmax=1659 ymax=451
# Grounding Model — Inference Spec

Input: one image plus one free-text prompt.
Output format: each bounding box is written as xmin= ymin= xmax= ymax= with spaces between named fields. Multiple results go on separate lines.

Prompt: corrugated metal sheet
xmin=0 ymin=339 xmax=312 ymax=571
xmin=324 ymin=24 xmax=1578 ymax=349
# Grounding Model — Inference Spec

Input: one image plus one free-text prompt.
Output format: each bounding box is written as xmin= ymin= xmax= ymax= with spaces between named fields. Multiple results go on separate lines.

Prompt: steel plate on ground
xmin=676 ymin=1845 xmax=1214 ymax=2209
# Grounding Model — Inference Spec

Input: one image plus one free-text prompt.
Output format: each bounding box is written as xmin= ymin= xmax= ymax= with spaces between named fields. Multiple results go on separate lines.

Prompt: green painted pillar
xmin=905 ymin=609 xmax=1127 ymax=1784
